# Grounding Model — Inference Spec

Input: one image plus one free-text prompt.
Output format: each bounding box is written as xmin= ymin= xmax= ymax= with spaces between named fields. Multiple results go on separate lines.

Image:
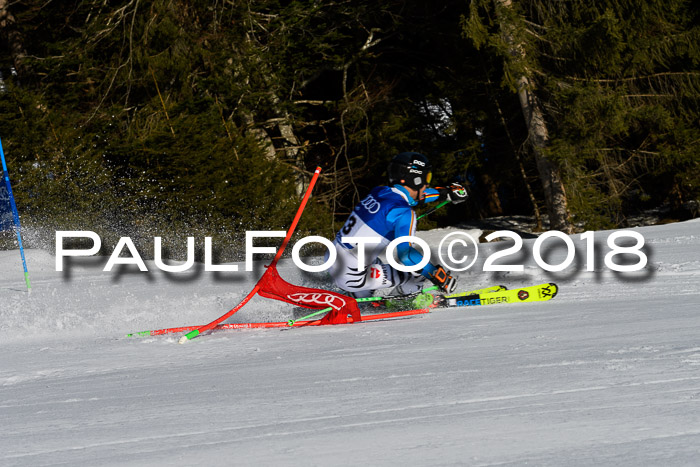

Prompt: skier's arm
xmin=423 ymin=184 xmax=468 ymax=204
xmin=421 ymin=188 xmax=442 ymax=204
xmin=388 ymin=207 xmax=458 ymax=293
xmin=387 ymin=208 xmax=438 ymax=278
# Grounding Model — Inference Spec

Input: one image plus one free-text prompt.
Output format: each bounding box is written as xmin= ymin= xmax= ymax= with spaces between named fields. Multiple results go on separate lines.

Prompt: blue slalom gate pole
xmin=0 ymin=137 xmax=31 ymax=293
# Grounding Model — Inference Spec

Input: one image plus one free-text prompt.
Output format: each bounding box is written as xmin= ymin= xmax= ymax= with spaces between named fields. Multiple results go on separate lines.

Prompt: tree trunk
xmin=242 ymin=109 xmax=307 ymax=198
xmin=495 ymin=0 xmax=572 ymax=233
xmin=237 ymin=24 xmax=307 ymax=198
xmin=516 ymin=75 xmax=571 ymax=232
xmin=480 ymin=172 xmax=504 ymax=216
xmin=269 ymin=92 xmax=306 ymax=197
xmin=0 ymin=0 xmax=27 ymax=79
xmin=491 ymin=91 xmax=544 ymax=229
xmin=241 ymin=112 xmax=277 ymax=162
xmin=277 ymin=116 xmax=306 ymax=197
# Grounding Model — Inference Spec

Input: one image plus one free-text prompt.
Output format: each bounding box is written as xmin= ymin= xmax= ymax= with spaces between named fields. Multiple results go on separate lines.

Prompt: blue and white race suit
xmin=327 ymin=185 xmax=442 ymax=298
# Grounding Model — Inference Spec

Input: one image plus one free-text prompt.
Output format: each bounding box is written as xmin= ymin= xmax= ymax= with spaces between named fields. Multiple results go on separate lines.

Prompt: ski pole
xmin=286 ymin=307 xmax=330 ymax=326
xmin=286 ymin=295 xmax=385 ymax=326
xmin=417 ymin=199 xmax=450 ymax=220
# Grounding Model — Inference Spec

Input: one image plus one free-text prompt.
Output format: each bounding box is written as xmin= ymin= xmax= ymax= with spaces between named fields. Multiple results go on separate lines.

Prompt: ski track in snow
xmin=1 ymin=220 xmax=700 ymax=466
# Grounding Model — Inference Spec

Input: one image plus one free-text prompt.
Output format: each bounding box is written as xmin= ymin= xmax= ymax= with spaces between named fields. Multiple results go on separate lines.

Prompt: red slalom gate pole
xmin=267 ymin=169 xmax=321 ymax=269
xmin=179 ymin=167 xmax=322 ymax=344
xmin=128 ymin=308 xmax=430 ymax=338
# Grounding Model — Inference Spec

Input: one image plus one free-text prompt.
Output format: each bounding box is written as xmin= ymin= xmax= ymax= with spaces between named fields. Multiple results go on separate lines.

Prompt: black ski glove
xmin=428 ymin=265 xmax=457 ymax=293
xmin=438 ymin=183 xmax=468 ymax=204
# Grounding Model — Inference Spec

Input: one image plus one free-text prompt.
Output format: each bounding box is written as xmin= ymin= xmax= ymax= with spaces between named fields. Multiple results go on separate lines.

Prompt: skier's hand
xmin=438 ymin=183 xmax=468 ymax=204
xmin=428 ymin=265 xmax=457 ymax=293
xmin=446 ymin=183 xmax=468 ymax=204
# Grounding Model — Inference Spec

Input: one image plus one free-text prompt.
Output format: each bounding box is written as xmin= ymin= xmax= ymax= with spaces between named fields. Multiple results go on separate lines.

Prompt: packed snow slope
xmin=1 ymin=220 xmax=699 ymax=466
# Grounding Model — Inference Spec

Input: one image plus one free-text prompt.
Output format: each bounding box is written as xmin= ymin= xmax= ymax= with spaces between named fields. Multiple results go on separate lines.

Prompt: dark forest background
xmin=0 ymin=0 xmax=698 ymax=257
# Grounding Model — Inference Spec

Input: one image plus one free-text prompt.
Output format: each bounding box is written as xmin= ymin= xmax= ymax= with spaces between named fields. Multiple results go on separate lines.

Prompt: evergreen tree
xmin=465 ymin=0 xmax=700 ymax=228
xmin=0 ymin=0 xmax=697 ymax=255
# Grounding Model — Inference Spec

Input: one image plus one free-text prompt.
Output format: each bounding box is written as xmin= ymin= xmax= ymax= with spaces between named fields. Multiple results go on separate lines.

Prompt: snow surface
xmin=1 ymin=220 xmax=700 ymax=466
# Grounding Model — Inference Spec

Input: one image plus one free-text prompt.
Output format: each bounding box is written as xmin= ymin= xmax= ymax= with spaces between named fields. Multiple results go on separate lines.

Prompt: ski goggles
xmin=425 ymin=171 xmax=433 ymax=185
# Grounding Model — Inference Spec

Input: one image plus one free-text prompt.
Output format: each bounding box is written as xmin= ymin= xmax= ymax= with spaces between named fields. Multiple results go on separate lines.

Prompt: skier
xmin=327 ymin=152 xmax=468 ymax=301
